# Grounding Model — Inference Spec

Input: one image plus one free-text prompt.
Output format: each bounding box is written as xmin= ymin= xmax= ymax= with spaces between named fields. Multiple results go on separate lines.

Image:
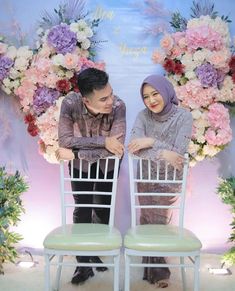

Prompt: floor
xmin=0 ymin=253 xmax=234 ymax=291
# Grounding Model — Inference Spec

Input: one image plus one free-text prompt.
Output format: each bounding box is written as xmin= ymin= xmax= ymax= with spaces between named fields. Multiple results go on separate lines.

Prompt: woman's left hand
xmin=128 ymin=138 xmax=154 ymax=154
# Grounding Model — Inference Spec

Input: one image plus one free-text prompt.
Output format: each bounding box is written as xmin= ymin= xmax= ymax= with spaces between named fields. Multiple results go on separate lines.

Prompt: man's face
xmin=83 ymin=83 xmax=114 ymax=115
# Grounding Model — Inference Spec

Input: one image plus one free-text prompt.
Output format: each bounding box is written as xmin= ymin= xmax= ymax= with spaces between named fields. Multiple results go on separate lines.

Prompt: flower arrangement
xmin=216 ymin=177 xmax=235 ymax=266
xmin=0 ymin=167 xmax=28 ymax=274
xmin=12 ymin=0 xmax=105 ymax=163
xmin=151 ymin=1 xmax=235 ymax=166
xmin=0 ymin=35 xmax=33 ymax=95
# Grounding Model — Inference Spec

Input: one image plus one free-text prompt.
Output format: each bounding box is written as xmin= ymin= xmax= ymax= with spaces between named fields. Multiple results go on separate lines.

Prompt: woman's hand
xmin=55 ymin=147 xmax=75 ymax=161
xmin=128 ymin=138 xmax=154 ymax=154
xmin=160 ymin=150 xmax=185 ymax=170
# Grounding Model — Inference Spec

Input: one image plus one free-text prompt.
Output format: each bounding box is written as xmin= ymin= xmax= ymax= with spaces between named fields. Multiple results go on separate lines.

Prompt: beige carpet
xmin=0 ymin=254 xmax=234 ymax=291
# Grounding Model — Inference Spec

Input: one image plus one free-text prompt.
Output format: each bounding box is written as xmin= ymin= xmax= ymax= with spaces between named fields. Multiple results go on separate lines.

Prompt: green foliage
xmin=0 ymin=167 xmax=28 ymax=274
xmin=217 ymin=177 xmax=235 ymax=206
xmin=170 ymin=12 xmax=187 ymax=32
xmin=222 ymin=247 xmax=235 ymax=267
xmin=217 ymin=177 xmax=235 ymax=266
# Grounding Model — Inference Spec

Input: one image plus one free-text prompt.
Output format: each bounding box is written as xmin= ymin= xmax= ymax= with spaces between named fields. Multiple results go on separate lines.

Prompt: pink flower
xmin=205 ymin=127 xmax=232 ymax=146
xmin=208 ymin=49 xmax=230 ymax=69
xmin=0 ymin=43 xmax=8 ymax=54
xmin=172 ymin=32 xmax=186 ymax=43
xmin=207 ymin=103 xmax=230 ymax=129
xmin=170 ymin=46 xmax=184 ymax=58
xmin=152 ymin=49 xmax=165 ymax=64
xmin=160 ymin=34 xmax=174 ymax=52
xmin=186 ymin=25 xmax=223 ymax=52
xmin=63 ymin=53 xmax=79 ymax=70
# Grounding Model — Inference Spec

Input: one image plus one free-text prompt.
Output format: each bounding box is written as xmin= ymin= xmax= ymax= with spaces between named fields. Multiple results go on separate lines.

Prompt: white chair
xmin=124 ymin=154 xmax=202 ymax=291
xmin=43 ymin=156 xmax=121 ymax=291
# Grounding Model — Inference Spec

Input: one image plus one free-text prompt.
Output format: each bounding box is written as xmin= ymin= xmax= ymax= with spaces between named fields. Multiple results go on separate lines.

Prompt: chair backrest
xmin=128 ymin=153 xmax=189 ymax=229
xmin=60 ymin=156 xmax=120 ymax=227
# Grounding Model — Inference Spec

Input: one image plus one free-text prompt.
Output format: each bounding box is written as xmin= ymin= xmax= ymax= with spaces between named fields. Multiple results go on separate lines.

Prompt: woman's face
xmin=142 ymin=84 xmax=165 ymax=113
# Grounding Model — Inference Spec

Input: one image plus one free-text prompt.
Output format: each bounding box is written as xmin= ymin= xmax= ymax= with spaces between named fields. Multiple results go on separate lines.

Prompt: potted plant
xmin=0 ymin=167 xmax=28 ymax=274
xmin=217 ymin=177 xmax=235 ymax=266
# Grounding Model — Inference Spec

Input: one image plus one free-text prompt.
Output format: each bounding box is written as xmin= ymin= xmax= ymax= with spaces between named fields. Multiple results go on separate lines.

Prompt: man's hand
xmin=105 ymin=133 xmax=124 ymax=158
xmin=55 ymin=147 xmax=75 ymax=161
xmin=160 ymin=150 xmax=185 ymax=170
xmin=128 ymin=138 xmax=154 ymax=154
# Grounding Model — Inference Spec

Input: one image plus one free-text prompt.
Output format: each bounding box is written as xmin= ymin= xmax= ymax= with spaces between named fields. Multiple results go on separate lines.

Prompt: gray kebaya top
xmin=130 ymin=105 xmax=193 ymax=161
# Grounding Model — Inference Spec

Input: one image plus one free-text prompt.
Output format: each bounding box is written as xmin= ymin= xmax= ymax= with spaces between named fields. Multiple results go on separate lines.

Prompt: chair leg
xmin=44 ymin=254 xmax=51 ymax=291
xmin=193 ymin=255 xmax=200 ymax=291
xmin=54 ymin=255 xmax=63 ymax=291
xmin=180 ymin=257 xmax=186 ymax=291
xmin=124 ymin=252 xmax=130 ymax=291
xmin=113 ymin=254 xmax=120 ymax=291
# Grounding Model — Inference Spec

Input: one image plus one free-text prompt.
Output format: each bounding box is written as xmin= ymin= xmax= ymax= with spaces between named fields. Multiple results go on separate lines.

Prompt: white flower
xmin=5 ymin=46 xmax=17 ymax=59
xmin=52 ymin=54 xmax=64 ymax=66
xmin=2 ymin=78 xmax=11 ymax=87
xmin=56 ymin=70 xmax=66 ymax=78
xmin=195 ymin=134 xmax=206 ymax=144
xmin=2 ymin=86 xmax=12 ymax=95
xmin=188 ymin=141 xmax=200 ymax=155
xmin=193 ymin=49 xmax=210 ymax=64
xmin=76 ymin=31 xmax=87 ymax=42
xmin=9 ymin=68 xmax=21 ymax=79
xmin=77 ymin=19 xmax=87 ymax=29
xmin=195 ymin=154 xmax=205 ymax=162
xmin=202 ymin=145 xmax=220 ymax=157
xmin=65 ymin=71 xmax=74 ymax=79
xmin=181 ymin=53 xmax=196 ymax=70
xmin=84 ymin=27 xmax=93 ymax=38
xmin=14 ymin=57 xmax=29 ymax=71
xmin=70 ymin=23 xmax=79 ymax=33
xmin=191 ymin=109 xmax=202 ymax=120
xmin=185 ymin=71 xmax=196 ymax=80
xmin=17 ymin=46 xmax=33 ymax=59
xmin=12 ymin=79 xmax=20 ymax=88
xmin=81 ymin=39 xmax=91 ymax=50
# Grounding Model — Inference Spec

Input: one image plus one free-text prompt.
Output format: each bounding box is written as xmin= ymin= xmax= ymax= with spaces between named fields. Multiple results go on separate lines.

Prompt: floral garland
xmin=0 ymin=35 xmax=33 ymax=95
xmin=0 ymin=1 xmax=105 ymax=163
xmin=151 ymin=2 xmax=235 ymax=166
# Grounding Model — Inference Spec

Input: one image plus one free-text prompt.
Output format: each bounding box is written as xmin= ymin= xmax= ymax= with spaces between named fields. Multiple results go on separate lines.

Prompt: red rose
xmin=27 ymin=122 xmax=38 ymax=137
xmin=24 ymin=113 xmax=35 ymax=124
xmin=163 ymin=58 xmax=175 ymax=73
xmin=56 ymin=79 xmax=71 ymax=93
xmin=69 ymin=75 xmax=80 ymax=93
xmin=174 ymin=62 xmax=185 ymax=75
xmin=232 ymin=72 xmax=235 ymax=83
xmin=229 ymin=56 xmax=235 ymax=73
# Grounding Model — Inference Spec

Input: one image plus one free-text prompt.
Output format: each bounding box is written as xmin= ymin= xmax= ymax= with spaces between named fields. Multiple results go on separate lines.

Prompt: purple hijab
xmin=140 ymin=75 xmax=178 ymax=117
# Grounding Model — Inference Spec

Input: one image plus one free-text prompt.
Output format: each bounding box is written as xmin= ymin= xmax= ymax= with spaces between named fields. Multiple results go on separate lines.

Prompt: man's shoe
xmin=90 ymin=256 xmax=108 ymax=272
xmin=71 ymin=266 xmax=94 ymax=285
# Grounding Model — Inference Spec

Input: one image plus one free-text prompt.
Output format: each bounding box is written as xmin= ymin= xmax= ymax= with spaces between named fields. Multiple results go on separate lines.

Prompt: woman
xmin=128 ymin=75 xmax=193 ymax=288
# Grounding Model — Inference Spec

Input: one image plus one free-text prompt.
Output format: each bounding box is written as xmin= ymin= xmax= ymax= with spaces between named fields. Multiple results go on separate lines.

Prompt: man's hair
xmin=77 ymin=68 xmax=109 ymax=97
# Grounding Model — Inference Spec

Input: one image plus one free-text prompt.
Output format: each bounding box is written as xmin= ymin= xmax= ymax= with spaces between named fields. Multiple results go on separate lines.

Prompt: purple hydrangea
xmin=0 ymin=56 xmax=14 ymax=81
xmin=47 ymin=23 xmax=77 ymax=54
xmin=33 ymin=87 xmax=60 ymax=115
xmin=216 ymin=70 xmax=226 ymax=88
xmin=196 ymin=63 xmax=221 ymax=88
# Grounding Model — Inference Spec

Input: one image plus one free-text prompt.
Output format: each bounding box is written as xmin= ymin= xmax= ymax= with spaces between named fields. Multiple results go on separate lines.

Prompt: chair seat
xmin=124 ymin=224 xmax=202 ymax=252
xmin=43 ymin=223 xmax=122 ymax=251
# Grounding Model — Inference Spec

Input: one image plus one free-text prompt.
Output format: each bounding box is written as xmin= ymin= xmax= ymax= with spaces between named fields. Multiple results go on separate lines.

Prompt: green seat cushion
xmin=43 ymin=223 xmax=122 ymax=251
xmin=124 ymin=224 xmax=202 ymax=252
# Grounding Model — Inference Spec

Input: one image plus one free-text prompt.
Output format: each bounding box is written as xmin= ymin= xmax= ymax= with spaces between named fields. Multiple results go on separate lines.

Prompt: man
xmin=56 ymin=68 xmax=126 ymax=285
